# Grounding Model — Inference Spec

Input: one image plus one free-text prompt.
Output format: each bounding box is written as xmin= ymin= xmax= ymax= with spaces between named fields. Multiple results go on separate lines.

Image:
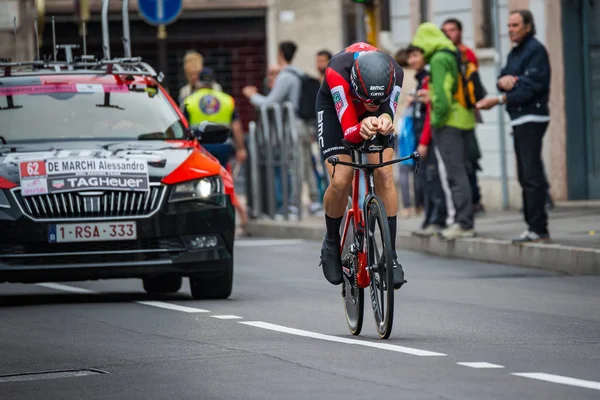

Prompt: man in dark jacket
xmin=476 ymin=9 xmax=551 ymax=243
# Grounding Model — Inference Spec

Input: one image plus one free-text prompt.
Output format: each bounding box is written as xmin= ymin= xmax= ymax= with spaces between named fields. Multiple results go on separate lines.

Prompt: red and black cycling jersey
xmin=319 ymin=42 xmax=404 ymax=144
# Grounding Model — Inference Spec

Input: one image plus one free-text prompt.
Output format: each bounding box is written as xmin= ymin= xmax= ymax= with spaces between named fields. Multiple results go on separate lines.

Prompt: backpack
xmin=288 ymin=69 xmax=321 ymax=120
xmin=440 ymin=48 xmax=487 ymax=109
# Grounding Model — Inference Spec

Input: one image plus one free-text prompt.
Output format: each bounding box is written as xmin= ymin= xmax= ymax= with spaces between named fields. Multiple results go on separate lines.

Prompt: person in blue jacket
xmin=476 ymin=9 xmax=551 ymax=244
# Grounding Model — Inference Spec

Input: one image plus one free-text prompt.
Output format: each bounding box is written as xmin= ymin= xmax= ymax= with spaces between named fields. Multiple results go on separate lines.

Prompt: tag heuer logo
xmin=52 ymin=180 xmax=65 ymax=189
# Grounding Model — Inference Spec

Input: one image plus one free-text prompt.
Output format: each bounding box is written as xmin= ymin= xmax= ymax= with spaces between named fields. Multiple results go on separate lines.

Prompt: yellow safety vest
xmin=185 ymin=88 xmax=235 ymax=127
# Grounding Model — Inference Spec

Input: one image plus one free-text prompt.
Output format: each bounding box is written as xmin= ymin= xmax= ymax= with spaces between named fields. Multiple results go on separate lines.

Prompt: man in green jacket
xmin=411 ymin=22 xmax=476 ymax=239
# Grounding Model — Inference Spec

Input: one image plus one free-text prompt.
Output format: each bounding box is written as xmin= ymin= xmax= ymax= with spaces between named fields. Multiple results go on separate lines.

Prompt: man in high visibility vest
xmin=182 ymin=69 xmax=248 ymax=232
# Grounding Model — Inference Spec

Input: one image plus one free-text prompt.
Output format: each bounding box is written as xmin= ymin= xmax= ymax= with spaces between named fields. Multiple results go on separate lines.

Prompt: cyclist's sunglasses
xmin=352 ymin=87 xmax=391 ymax=106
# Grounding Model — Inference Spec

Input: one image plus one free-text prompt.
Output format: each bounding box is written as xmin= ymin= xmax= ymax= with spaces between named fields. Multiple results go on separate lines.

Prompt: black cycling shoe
xmin=319 ymin=237 xmax=343 ymax=285
xmin=392 ymin=258 xmax=407 ymax=290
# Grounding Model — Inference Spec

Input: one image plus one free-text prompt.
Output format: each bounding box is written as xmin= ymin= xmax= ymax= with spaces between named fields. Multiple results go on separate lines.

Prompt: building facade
xmin=384 ymin=0 xmax=598 ymax=209
xmin=2 ymin=0 xmax=597 ymax=207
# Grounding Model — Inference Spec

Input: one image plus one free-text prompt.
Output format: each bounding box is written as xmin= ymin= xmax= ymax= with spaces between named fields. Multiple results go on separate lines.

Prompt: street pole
xmin=491 ymin=0 xmax=509 ymax=210
xmin=157 ymin=24 xmax=168 ymax=90
xmin=364 ymin=0 xmax=378 ymax=47
xmin=354 ymin=3 xmax=366 ymax=42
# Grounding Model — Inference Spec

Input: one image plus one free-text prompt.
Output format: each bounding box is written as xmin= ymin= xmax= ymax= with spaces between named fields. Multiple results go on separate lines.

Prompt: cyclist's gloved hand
xmin=360 ymin=116 xmax=379 ymax=140
xmin=377 ymin=114 xmax=395 ymax=136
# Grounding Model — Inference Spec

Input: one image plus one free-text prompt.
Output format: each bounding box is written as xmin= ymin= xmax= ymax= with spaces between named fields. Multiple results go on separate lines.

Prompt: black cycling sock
xmin=325 ymin=214 xmax=343 ymax=241
xmin=388 ymin=216 xmax=397 ymax=259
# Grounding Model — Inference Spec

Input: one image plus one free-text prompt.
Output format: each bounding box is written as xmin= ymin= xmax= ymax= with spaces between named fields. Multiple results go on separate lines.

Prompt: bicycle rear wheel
xmin=341 ymin=197 xmax=364 ymax=336
xmin=365 ymin=195 xmax=394 ymax=339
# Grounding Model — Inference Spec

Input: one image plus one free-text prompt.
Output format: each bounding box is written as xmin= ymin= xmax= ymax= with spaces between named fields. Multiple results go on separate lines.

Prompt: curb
xmin=245 ymin=220 xmax=600 ymax=276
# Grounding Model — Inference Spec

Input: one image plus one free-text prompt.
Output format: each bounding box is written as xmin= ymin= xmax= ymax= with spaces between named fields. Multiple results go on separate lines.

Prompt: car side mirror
xmin=192 ymin=121 xmax=231 ymax=144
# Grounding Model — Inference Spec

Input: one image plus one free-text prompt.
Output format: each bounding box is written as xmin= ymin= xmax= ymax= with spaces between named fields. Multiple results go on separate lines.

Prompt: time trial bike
xmin=327 ymin=135 xmax=419 ymax=339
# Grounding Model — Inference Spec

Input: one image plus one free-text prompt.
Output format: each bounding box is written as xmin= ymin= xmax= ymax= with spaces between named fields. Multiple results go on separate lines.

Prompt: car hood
xmin=0 ymin=140 xmax=222 ymax=187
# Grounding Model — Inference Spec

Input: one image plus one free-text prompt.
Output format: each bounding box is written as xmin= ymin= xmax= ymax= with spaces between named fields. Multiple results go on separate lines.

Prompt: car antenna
xmin=122 ymin=0 xmax=131 ymax=58
xmin=101 ymin=0 xmax=110 ymax=60
xmin=33 ymin=13 xmax=40 ymax=60
xmin=52 ymin=15 xmax=57 ymax=61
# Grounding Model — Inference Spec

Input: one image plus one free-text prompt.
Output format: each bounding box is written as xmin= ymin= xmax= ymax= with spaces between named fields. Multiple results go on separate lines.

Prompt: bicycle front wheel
xmin=341 ymin=197 xmax=364 ymax=336
xmin=365 ymin=195 xmax=394 ymax=339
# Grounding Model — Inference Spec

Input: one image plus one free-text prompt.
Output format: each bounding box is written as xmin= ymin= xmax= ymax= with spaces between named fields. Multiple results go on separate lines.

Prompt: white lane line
xmin=239 ymin=321 xmax=446 ymax=357
xmin=136 ymin=301 xmax=210 ymax=313
xmin=512 ymin=373 xmax=600 ymax=391
xmin=235 ymin=239 xmax=306 ymax=247
xmin=457 ymin=362 xmax=504 ymax=369
xmin=36 ymin=283 xmax=211 ymax=313
xmin=36 ymin=283 xmax=97 ymax=294
xmin=211 ymin=315 xmax=243 ymax=320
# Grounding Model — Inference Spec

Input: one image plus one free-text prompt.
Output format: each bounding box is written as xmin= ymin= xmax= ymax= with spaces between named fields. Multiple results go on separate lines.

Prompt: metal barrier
xmin=246 ymin=102 xmax=304 ymax=220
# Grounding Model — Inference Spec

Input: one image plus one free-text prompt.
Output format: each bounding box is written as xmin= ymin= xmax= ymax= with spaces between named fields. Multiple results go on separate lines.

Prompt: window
xmin=0 ymin=84 xmax=187 ymax=142
xmin=477 ymin=0 xmax=494 ymax=48
xmin=420 ymin=0 xmax=429 ymax=22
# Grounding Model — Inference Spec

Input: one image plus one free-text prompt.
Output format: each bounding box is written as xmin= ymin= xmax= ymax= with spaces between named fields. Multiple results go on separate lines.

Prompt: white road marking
xmin=512 ymin=373 xmax=600 ymax=391
xmin=235 ymin=239 xmax=306 ymax=247
xmin=136 ymin=301 xmax=210 ymax=313
xmin=36 ymin=283 xmax=211 ymax=313
xmin=457 ymin=362 xmax=504 ymax=369
xmin=36 ymin=283 xmax=96 ymax=294
xmin=239 ymin=321 xmax=446 ymax=357
xmin=211 ymin=315 xmax=243 ymax=320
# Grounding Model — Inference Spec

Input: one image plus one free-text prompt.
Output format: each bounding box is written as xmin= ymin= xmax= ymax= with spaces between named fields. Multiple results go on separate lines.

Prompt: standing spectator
xmin=411 ymin=22 xmax=476 ymax=239
xmin=403 ymin=44 xmax=448 ymax=235
xmin=263 ymin=64 xmax=280 ymax=95
xmin=178 ymin=51 xmax=222 ymax=107
xmin=316 ymin=50 xmax=333 ymax=83
xmin=393 ymin=47 xmax=420 ymax=218
xmin=441 ymin=18 xmax=486 ymax=216
xmin=182 ymin=69 xmax=249 ymax=233
xmin=476 ymin=9 xmax=551 ymax=243
xmin=242 ymin=41 xmax=319 ymax=218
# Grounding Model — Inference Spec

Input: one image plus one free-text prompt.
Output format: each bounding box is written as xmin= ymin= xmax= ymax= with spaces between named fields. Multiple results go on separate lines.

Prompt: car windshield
xmin=0 ymin=81 xmax=187 ymax=142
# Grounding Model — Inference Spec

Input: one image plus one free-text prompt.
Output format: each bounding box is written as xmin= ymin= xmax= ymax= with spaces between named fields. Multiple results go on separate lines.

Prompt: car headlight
xmin=169 ymin=176 xmax=223 ymax=203
xmin=0 ymin=190 xmax=10 ymax=209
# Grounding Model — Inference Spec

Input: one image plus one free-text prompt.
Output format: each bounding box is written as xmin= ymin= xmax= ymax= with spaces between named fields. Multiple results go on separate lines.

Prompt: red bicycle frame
xmin=340 ymin=168 xmax=370 ymax=289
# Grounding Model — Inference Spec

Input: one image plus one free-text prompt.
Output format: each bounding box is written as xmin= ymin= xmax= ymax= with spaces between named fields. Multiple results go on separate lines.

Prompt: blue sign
xmin=138 ymin=0 xmax=183 ymax=26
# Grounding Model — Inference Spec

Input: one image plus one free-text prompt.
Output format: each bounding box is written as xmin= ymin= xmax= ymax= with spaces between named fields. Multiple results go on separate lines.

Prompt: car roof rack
xmin=0 ymin=0 xmax=164 ymax=82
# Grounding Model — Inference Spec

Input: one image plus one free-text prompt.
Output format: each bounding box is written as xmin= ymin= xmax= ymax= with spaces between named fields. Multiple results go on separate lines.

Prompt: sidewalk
xmin=245 ymin=205 xmax=600 ymax=275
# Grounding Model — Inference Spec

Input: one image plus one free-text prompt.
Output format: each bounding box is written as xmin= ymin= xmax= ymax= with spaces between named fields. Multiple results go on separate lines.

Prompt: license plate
xmin=48 ymin=221 xmax=137 ymax=243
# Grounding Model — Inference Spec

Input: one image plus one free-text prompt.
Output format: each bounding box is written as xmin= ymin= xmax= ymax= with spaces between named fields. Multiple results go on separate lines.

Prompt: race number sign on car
xmin=18 ymin=158 xmax=150 ymax=196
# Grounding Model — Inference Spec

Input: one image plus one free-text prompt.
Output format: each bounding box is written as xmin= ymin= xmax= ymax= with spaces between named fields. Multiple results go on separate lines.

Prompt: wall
xmin=267 ymin=0 xmax=344 ymax=78
xmin=0 ymin=0 xmax=36 ymax=62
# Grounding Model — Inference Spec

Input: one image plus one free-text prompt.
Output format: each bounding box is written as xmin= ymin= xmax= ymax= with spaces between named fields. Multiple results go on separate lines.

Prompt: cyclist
xmin=316 ymin=42 xmax=407 ymax=290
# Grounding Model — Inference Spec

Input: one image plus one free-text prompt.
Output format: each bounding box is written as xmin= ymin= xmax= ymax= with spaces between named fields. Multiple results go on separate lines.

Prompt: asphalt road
xmin=1 ymin=238 xmax=599 ymax=400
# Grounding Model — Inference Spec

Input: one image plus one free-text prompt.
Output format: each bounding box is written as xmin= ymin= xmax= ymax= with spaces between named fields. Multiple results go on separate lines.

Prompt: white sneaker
xmin=440 ymin=223 xmax=475 ymax=240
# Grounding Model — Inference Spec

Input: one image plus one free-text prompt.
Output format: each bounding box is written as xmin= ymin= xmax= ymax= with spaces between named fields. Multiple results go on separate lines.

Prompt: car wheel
xmin=190 ymin=260 xmax=233 ymax=300
xmin=143 ymin=275 xmax=182 ymax=294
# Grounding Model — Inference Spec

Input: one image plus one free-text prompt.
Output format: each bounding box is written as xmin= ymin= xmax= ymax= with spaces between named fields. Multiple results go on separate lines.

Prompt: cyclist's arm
xmin=324 ymin=67 xmax=363 ymax=144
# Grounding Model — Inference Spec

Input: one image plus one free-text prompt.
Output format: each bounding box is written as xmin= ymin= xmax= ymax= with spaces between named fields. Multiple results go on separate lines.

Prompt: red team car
xmin=0 ymin=14 xmax=240 ymax=299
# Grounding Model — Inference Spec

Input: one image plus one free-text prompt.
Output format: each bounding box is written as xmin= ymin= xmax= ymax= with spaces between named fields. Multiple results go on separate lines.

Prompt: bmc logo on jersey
xmin=370 ymin=85 xmax=385 ymax=90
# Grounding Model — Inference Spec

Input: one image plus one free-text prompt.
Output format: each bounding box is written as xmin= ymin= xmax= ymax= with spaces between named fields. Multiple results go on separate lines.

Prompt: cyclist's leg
xmin=317 ymin=90 xmax=353 ymax=285
xmin=366 ymin=141 xmax=406 ymax=289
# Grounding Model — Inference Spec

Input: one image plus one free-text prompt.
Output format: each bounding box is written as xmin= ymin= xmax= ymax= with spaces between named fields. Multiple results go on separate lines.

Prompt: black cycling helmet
xmin=350 ymin=50 xmax=396 ymax=105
